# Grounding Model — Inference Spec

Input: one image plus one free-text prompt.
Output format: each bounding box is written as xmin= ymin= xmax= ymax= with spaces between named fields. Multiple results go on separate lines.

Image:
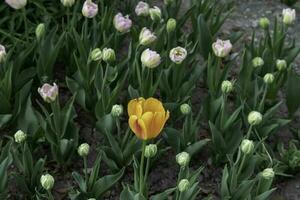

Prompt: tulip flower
xmin=82 ymin=0 xmax=98 ymax=18
xmin=169 ymin=46 xmax=187 ymax=64
xmin=135 ymin=1 xmax=150 ymax=16
xmin=0 ymin=45 xmax=6 ymax=63
xmin=60 ymin=0 xmax=75 ymax=7
xmin=149 ymin=6 xmax=161 ymax=21
xmin=212 ymin=39 xmax=232 ymax=58
xmin=38 ymin=83 xmax=59 ymax=103
xmin=5 ymin=0 xmax=27 ymax=10
xmin=282 ymin=8 xmax=296 ymax=25
xmin=113 ymin=13 xmax=132 ymax=33
xmin=141 ymin=49 xmax=161 ymax=68
xmin=128 ymin=97 xmax=169 ymax=140
xmin=139 ymin=28 xmax=157 ymax=46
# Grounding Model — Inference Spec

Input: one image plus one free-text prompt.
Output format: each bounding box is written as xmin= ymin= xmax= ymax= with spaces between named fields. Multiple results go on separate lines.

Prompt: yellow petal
xmin=143 ymin=98 xmax=165 ymax=113
xmin=128 ymin=98 xmax=145 ymax=117
xmin=129 ymin=115 xmax=147 ymax=140
xmin=141 ymin=112 xmax=154 ymax=138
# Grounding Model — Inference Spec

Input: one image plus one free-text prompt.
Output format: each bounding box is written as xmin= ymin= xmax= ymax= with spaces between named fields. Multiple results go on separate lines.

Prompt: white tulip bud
xmin=221 ymin=80 xmax=234 ymax=94
xmin=14 ymin=130 xmax=27 ymax=143
xmin=247 ymin=111 xmax=263 ymax=126
xmin=144 ymin=144 xmax=157 ymax=158
xmin=82 ymin=0 xmax=98 ymax=18
xmin=178 ymin=179 xmax=190 ymax=192
xmin=176 ymin=152 xmax=190 ymax=167
xmin=212 ymin=39 xmax=232 ymax=58
xmin=149 ymin=6 xmax=161 ymax=22
xmin=90 ymin=48 xmax=102 ymax=61
xmin=78 ymin=143 xmax=90 ymax=157
xmin=111 ymin=104 xmax=123 ymax=117
xmin=261 ymin=168 xmax=275 ymax=180
xmin=241 ymin=139 xmax=254 ymax=155
xmin=276 ymin=59 xmax=287 ymax=71
xmin=139 ymin=28 xmax=157 ymax=46
xmin=180 ymin=104 xmax=191 ymax=115
xmin=135 ymin=1 xmax=149 ymax=17
xmin=60 ymin=0 xmax=75 ymax=7
xmin=5 ymin=0 xmax=27 ymax=10
xmin=167 ymin=18 xmax=177 ymax=33
xmin=0 ymin=45 xmax=7 ymax=63
xmin=113 ymin=13 xmax=132 ymax=33
xmin=263 ymin=73 xmax=274 ymax=84
xmin=252 ymin=57 xmax=264 ymax=68
xmin=282 ymin=8 xmax=296 ymax=25
xmin=40 ymin=174 xmax=55 ymax=190
xmin=102 ymin=48 xmax=116 ymax=63
xmin=141 ymin=49 xmax=161 ymax=68
xmin=259 ymin=17 xmax=270 ymax=29
xmin=35 ymin=23 xmax=46 ymax=41
xmin=38 ymin=83 xmax=59 ymax=103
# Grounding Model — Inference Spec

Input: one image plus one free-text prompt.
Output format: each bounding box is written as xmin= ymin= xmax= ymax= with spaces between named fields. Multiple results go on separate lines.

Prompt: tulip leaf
xmin=286 ymin=68 xmax=300 ymax=115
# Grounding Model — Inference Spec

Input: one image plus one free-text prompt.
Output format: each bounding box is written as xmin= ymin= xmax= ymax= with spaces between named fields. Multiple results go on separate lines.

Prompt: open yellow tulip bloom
xmin=128 ymin=97 xmax=170 ymax=140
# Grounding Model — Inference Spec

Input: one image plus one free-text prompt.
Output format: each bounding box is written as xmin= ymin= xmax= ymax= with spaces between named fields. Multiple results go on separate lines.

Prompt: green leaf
xmin=72 ymin=172 xmax=86 ymax=192
xmin=286 ymin=68 xmax=300 ymax=115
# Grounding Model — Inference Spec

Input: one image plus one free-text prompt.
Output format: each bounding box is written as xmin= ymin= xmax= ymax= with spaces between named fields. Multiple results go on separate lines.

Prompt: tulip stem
xmin=144 ymin=157 xmax=150 ymax=183
xmin=139 ymin=141 xmax=146 ymax=195
xmin=258 ymin=85 xmax=268 ymax=112
xmin=22 ymin=8 xmax=28 ymax=42
xmin=246 ymin=125 xmax=253 ymax=139
xmin=84 ymin=156 xmax=88 ymax=187
xmin=47 ymin=190 xmax=54 ymax=200
xmin=237 ymin=154 xmax=246 ymax=181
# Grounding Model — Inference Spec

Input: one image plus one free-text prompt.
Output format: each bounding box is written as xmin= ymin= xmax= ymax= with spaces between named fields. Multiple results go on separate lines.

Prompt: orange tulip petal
xmin=143 ymin=98 xmax=165 ymax=113
xmin=129 ymin=115 xmax=147 ymax=140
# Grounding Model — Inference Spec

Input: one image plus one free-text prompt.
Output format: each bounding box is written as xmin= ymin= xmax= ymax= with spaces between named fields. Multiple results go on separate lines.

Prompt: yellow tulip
xmin=128 ymin=97 xmax=170 ymax=140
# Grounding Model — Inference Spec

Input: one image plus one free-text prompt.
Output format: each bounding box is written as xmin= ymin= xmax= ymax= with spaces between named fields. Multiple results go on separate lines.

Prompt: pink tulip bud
xmin=38 ymin=83 xmax=59 ymax=103
xmin=212 ymin=39 xmax=232 ymax=58
xmin=113 ymin=13 xmax=132 ymax=33
xmin=82 ymin=0 xmax=98 ymax=18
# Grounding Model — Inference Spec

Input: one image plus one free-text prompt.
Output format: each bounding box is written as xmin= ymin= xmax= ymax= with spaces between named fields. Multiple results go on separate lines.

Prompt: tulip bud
xmin=149 ymin=6 xmax=161 ymax=22
xmin=82 ymin=0 xmax=98 ymax=18
xmin=276 ymin=59 xmax=287 ymax=71
xmin=176 ymin=152 xmax=190 ymax=167
xmin=40 ymin=174 xmax=54 ymax=190
xmin=261 ymin=168 xmax=274 ymax=180
xmin=141 ymin=49 xmax=161 ymax=68
xmin=102 ymin=48 xmax=116 ymax=63
xmin=282 ymin=8 xmax=296 ymax=25
xmin=38 ymin=83 xmax=59 ymax=103
xmin=169 ymin=47 xmax=187 ymax=64
xmin=144 ymin=144 xmax=157 ymax=158
xmin=139 ymin=28 xmax=157 ymax=46
xmin=88 ymin=199 xmax=96 ymax=200
xmin=111 ymin=104 xmax=123 ymax=117
xmin=212 ymin=39 xmax=232 ymax=58
xmin=113 ymin=13 xmax=132 ymax=33
xmin=135 ymin=1 xmax=149 ymax=17
xmin=167 ymin=18 xmax=177 ymax=33
xmin=247 ymin=111 xmax=263 ymax=126
xmin=78 ymin=143 xmax=90 ymax=157
xmin=164 ymin=0 xmax=174 ymax=5
xmin=14 ymin=130 xmax=27 ymax=143
xmin=60 ymin=0 xmax=75 ymax=7
xmin=35 ymin=23 xmax=45 ymax=41
xmin=180 ymin=104 xmax=191 ymax=115
xmin=252 ymin=57 xmax=264 ymax=68
xmin=178 ymin=179 xmax=190 ymax=192
xmin=90 ymin=48 xmax=102 ymax=61
xmin=5 ymin=0 xmax=27 ymax=10
xmin=259 ymin=17 xmax=270 ymax=29
xmin=221 ymin=80 xmax=234 ymax=94
xmin=241 ymin=139 xmax=254 ymax=155
xmin=0 ymin=45 xmax=7 ymax=63
xmin=263 ymin=73 xmax=274 ymax=84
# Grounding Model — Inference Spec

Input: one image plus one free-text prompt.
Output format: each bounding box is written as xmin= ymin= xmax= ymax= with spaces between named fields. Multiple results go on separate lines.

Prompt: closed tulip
xmin=128 ymin=98 xmax=169 ymax=140
xmin=212 ymin=39 xmax=232 ymax=58
xmin=113 ymin=13 xmax=132 ymax=33
xmin=38 ymin=83 xmax=59 ymax=103
xmin=82 ymin=0 xmax=98 ymax=18
xmin=5 ymin=0 xmax=27 ymax=10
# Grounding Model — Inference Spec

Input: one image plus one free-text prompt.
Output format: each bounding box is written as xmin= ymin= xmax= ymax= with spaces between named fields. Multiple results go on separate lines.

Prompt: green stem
xmin=84 ymin=156 xmax=88 ymax=187
xmin=47 ymin=190 xmax=54 ymax=200
xmin=246 ymin=125 xmax=253 ymax=139
xmin=139 ymin=141 xmax=147 ymax=194
xmin=258 ymin=85 xmax=268 ymax=112
xmin=237 ymin=154 xmax=246 ymax=180
xmin=144 ymin=157 xmax=150 ymax=183
xmin=22 ymin=8 xmax=28 ymax=41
